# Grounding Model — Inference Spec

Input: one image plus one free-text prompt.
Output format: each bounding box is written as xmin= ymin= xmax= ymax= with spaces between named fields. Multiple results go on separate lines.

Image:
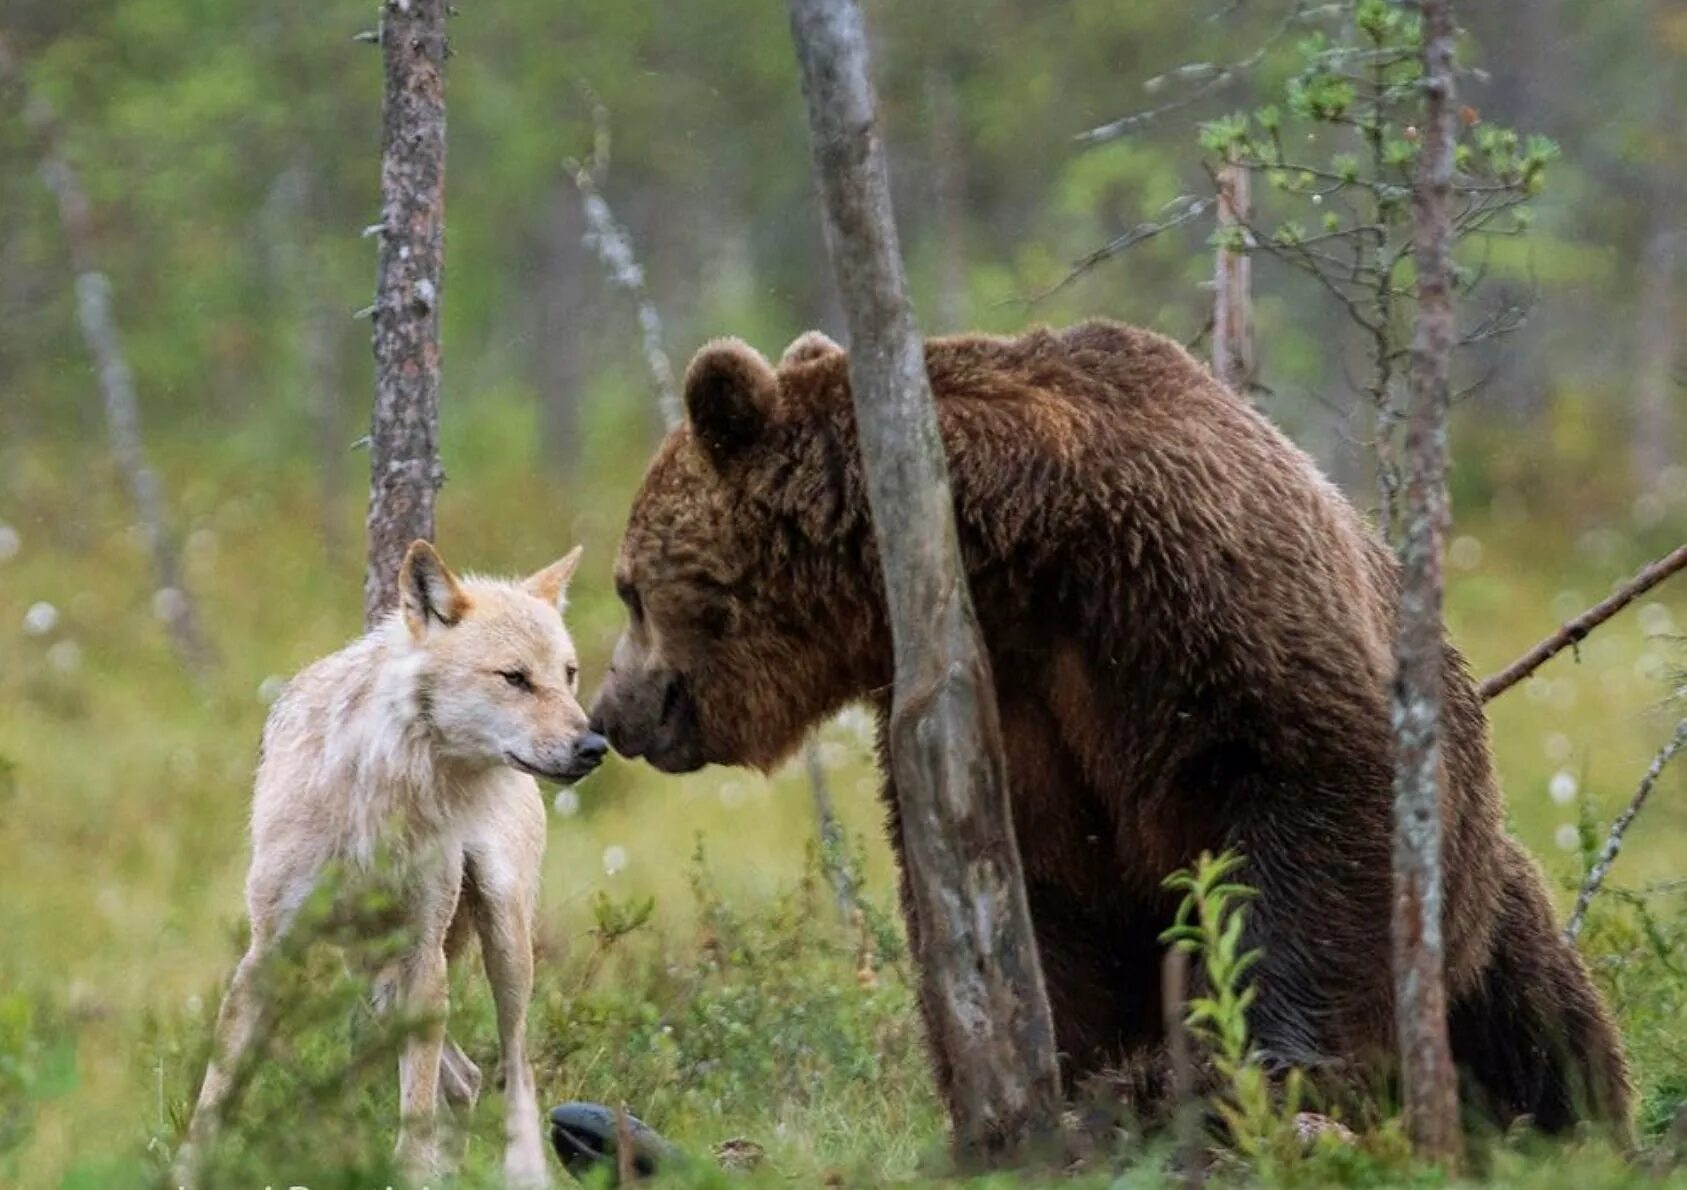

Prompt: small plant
xmin=1197 ymin=0 xmax=1557 ymax=536
xmin=1161 ymin=849 xmax=1307 ymax=1172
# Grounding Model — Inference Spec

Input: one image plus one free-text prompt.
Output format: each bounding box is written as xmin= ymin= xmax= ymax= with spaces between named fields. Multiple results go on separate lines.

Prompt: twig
xmin=1161 ymin=947 xmax=1205 ymax=1185
xmin=1564 ymin=719 xmax=1687 ymax=943
xmin=1020 ymin=196 xmax=1213 ymax=305
xmin=565 ymin=97 xmax=681 ymax=430
xmin=615 ymin=1102 xmax=637 ymax=1185
xmin=1478 ymin=543 xmax=1687 ymax=701
xmin=1074 ymin=0 xmax=1310 ymax=146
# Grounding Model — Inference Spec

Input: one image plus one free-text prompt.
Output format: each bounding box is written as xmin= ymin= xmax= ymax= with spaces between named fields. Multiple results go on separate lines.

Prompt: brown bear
xmin=589 ymin=320 xmax=1630 ymax=1134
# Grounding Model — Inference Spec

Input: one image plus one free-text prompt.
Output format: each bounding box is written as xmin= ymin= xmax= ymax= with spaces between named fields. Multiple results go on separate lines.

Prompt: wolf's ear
xmin=524 ymin=545 xmax=582 ymax=613
xmin=684 ymin=337 xmax=778 ymax=468
xmin=399 ymin=539 xmax=470 ymax=637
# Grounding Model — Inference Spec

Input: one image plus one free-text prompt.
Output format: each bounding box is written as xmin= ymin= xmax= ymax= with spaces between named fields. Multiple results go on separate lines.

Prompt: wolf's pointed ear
xmin=399 ymin=539 xmax=470 ymax=637
xmin=524 ymin=545 xmax=582 ymax=612
xmin=684 ymin=338 xmax=778 ymax=468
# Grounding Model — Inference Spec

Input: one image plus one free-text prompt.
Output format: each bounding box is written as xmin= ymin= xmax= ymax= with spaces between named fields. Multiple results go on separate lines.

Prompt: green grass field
xmin=1 ymin=415 xmax=1683 ymax=1187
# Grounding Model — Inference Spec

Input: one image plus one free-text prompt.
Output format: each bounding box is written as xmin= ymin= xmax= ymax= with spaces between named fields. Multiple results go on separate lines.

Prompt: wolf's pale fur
xmin=177 ymin=541 xmax=603 ymax=1187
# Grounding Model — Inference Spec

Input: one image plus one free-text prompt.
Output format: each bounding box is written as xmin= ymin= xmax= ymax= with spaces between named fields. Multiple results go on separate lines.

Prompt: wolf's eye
xmin=565 ymin=662 xmax=580 ymax=687
xmin=499 ymin=669 xmax=534 ymax=693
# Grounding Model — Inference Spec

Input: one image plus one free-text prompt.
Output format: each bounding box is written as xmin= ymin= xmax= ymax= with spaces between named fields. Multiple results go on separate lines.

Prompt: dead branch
xmin=1022 ymin=196 xmax=1213 ymax=305
xmin=1 ymin=35 xmax=215 ymax=675
xmin=566 ymin=101 xmax=681 ymax=431
xmin=1478 ymin=543 xmax=1687 ymax=701
xmin=1564 ymin=719 xmax=1687 ymax=943
xmin=1074 ymin=0 xmax=1311 ymax=146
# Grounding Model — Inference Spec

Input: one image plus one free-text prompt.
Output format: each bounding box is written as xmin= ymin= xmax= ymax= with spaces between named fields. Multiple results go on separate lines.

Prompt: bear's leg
xmin=884 ymin=775 xmax=1160 ymax=1119
xmin=1214 ymin=801 xmax=1403 ymax=1104
xmin=1448 ymin=842 xmax=1631 ymax=1139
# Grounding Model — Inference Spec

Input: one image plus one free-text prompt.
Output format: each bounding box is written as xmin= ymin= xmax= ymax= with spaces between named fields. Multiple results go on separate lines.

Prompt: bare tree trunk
xmin=787 ymin=0 xmax=1062 ymax=1165
xmin=1 ymin=37 xmax=214 ymax=674
xmin=364 ymin=0 xmax=449 ymax=627
xmin=804 ymin=738 xmax=857 ymax=918
xmin=1632 ymin=212 xmax=1679 ymax=492
xmin=1212 ymin=157 xmax=1254 ymax=397
xmin=306 ymin=268 xmax=348 ymax=562
xmin=1391 ymin=0 xmax=1463 ymax=1166
xmin=534 ymin=184 xmax=592 ymax=477
xmin=927 ymin=59 xmax=968 ymax=333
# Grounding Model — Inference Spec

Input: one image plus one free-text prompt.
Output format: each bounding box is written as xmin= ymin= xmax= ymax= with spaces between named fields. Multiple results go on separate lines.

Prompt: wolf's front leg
xmin=477 ymin=877 xmax=547 ymax=1187
xmin=393 ymin=849 xmax=463 ymax=1179
xmin=173 ymin=942 xmax=271 ymax=1185
xmin=393 ymin=943 xmax=451 ymax=1178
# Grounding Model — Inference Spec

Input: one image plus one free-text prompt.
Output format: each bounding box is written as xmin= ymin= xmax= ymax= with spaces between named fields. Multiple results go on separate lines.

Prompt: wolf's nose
xmin=575 ymin=732 xmax=608 ymax=766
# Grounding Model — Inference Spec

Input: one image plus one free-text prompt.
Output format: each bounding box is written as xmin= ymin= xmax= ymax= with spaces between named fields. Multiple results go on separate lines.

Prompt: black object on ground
xmin=549 ymin=1101 xmax=673 ymax=1182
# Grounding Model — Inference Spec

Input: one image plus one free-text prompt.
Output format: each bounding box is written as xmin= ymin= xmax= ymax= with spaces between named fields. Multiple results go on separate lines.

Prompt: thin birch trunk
xmin=1391 ymin=0 xmax=1463 ymax=1165
xmin=365 ymin=0 xmax=449 ymax=628
xmin=1212 ymin=157 xmax=1254 ymax=397
xmin=787 ymin=0 xmax=1062 ymax=1164
xmin=927 ymin=59 xmax=969 ymax=334
xmin=1 ymin=37 xmax=214 ymax=674
xmin=1632 ymin=212 xmax=1679 ymax=491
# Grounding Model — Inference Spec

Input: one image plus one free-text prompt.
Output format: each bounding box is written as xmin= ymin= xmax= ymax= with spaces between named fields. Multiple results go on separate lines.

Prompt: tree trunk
xmin=804 ymin=738 xmax=858 ymax=918
xmin=1631 ymin=211 xmax=1679 ymax=492
xmin=365 ymin=0 xmax=449 ymax=628
xmin=1391 ymin=0 xmax=1463 ymax=1167
xmin=927 ymin=59 xmax=968 ymax=333
xmin=1 ymin=37 xmax=214 ymax=675
xmin=786 ymin=0 xmax=1063 ymax=1166
xmin=1212 ymin=157 xmax=1254 ymax=397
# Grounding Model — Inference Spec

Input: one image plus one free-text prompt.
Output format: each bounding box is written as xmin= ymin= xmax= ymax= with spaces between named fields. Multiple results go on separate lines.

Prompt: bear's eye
xmin=498 ymin=668 xmax=534 ymax=693
xmin=565 ymin=662 xmax=579 ymax=687
xmin=616 ymin=579 xmax=643 ymax=621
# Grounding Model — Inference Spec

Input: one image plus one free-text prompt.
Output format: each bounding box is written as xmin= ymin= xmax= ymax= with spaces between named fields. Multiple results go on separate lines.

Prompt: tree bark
xmin=365 ymin=0 xmax=449 ymax=628
xmin=1 ymin=36 xmax=214 ymax=675
xmin=1212 ymin=157 xmax=1254 ymax=397
xmin=786 ymin=0 xmax=1062 ymax=1165
xmin=1390 ymin=0 xmax=1463 ymax=1166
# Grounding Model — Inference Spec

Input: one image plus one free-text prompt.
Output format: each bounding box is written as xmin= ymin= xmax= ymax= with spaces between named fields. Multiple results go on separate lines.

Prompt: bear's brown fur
xmin=590 ymin=320 xmax=1630 ymax=1134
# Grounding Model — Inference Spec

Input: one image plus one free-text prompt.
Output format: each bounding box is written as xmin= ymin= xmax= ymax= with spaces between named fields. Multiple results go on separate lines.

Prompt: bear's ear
xmin=778 ymin=329 xmax=843 ymax=368
xmin=684 ymin=338 xmax=778 ymax=467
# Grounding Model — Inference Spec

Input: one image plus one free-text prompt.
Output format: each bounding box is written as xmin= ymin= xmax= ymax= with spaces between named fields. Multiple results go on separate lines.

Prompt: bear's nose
xmin=575 ymin=732 xmax=608 ymax=765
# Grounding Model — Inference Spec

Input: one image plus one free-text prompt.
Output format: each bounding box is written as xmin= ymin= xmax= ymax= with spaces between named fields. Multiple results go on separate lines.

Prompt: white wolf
xmin=176 ymin=540 xmax=604 ymax=1187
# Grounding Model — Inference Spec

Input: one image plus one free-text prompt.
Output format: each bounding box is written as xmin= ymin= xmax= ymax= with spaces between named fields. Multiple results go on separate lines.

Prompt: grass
xmin=0 ymin=408 xmax=1684 ymax=1187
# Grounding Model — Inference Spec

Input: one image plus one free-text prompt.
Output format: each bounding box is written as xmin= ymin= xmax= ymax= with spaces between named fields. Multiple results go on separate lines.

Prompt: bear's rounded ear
xmin=684 ymin=338 xmax=778 ymax=467
xmin=778 ymin=329 xmax=843 ymax=368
